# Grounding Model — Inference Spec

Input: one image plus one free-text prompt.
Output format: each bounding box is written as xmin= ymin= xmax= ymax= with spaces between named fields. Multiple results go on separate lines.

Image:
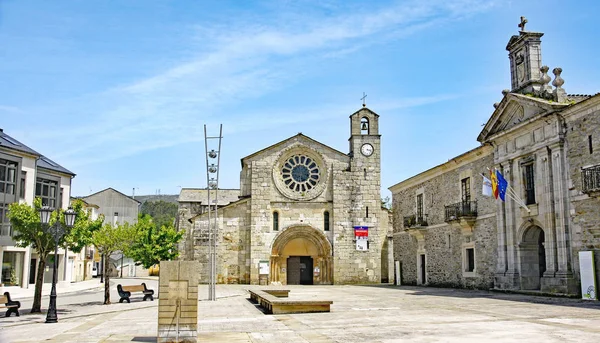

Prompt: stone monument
xmin=158 ymin=261 xmax=200 ymax=343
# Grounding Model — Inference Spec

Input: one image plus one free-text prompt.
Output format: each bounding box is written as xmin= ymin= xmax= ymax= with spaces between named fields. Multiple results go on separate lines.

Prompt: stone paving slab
xmin=2 ymin=285 xmax=600 ymax=343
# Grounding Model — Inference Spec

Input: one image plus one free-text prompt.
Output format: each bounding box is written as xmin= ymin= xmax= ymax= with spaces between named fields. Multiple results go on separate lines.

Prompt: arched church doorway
xmin=270 ymin=226 xmax=332 ymax=285
xmin=519 ymin=226 xmax=546 ymax=290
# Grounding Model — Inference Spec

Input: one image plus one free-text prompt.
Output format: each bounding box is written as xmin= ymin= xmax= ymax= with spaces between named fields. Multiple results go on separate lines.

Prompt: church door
xmin=299 ymin=257 xmax=313 ymax=285
xmin=286 ymin=256 xmax=314 ymax=285
xmin=287 ymin=257 xmax=301 ymax=285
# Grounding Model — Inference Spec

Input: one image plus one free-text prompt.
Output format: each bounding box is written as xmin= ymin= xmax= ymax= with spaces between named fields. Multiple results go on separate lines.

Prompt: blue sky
xmin=1 ymin=0 xmax=599 ymax=198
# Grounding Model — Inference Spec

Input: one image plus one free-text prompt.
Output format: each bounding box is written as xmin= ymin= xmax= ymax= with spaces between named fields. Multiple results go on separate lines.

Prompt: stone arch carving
xmin=269 ymin=225 xmax=333 ymax=285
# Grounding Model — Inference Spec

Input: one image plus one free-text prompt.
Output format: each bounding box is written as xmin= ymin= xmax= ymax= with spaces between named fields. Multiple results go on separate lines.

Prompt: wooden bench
xmin=0 ymin=292 xmax=20 ymax=317
xmin=248 ymin=289 xmax=332 ymax=314
xmin=117 ymin=283 xmax=154 ymax=303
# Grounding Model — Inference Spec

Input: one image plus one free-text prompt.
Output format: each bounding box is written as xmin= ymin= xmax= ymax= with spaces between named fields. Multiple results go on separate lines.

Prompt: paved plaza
xmin=2 ymin=282 xmax=600 ymax=343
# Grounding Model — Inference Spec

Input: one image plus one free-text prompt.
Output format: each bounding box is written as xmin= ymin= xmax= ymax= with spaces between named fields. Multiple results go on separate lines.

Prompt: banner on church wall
xmin=354 ymin=226 xmax=368 ymax=238
xmin=579 ymin=251 xmax=597 ymax=300
xmin=354 ymin=226 xmax=369 ymax=251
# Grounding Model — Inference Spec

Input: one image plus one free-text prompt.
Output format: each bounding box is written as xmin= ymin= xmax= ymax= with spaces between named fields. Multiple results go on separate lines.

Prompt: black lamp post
xmin=39 ymin=205 xmax=76 ymax=323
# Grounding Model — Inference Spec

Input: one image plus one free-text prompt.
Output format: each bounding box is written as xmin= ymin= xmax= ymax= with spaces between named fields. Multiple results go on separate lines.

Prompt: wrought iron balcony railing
xmin=403 ymin=214 xmax=428 ymax=228
xmin=582 ymin=165 xmax=600 ymax=193
xmin=444 ymin=201 xmax=478 ymax=222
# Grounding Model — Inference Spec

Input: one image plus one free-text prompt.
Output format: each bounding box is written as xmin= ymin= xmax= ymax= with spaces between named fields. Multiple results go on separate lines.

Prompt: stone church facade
xmin=178 ymin=108 xmax=393 ymax=285
xmin=391 ymin=20 xmax=600 ymax=295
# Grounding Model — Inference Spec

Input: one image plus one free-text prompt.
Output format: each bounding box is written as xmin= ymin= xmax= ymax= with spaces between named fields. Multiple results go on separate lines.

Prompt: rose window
xmin=281 ymin=155 xmax=320 ymax=192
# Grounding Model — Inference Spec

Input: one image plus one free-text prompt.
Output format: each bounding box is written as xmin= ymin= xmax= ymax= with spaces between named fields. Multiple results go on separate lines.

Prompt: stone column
xmin=550 ymin=144 xmax=573 ymax=276
xmin=540 ymin=147 xmax=558 ymax=276
xmin=504 ymin=161 xmax=520 ymax=281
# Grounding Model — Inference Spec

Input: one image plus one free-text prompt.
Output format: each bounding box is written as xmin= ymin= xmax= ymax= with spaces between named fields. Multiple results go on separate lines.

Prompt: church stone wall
xmin=565 ymin=99 xmax=600 ymax=283
xmin=392 ymin=148 xmax=497 ymax=289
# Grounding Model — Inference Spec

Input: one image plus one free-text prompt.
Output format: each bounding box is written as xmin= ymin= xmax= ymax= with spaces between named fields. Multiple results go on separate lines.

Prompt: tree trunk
xmin=103 ymin=254 xmax=111 ymax=304
xmin=31 ymin=257 xmax=47 ymax=313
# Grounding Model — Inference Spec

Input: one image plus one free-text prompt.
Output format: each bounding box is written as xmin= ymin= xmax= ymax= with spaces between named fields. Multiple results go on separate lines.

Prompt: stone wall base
xmin=494 ymin=272 xmax=520 ymax=290
xmin=541 ymin=274 xmax=579 ymax=295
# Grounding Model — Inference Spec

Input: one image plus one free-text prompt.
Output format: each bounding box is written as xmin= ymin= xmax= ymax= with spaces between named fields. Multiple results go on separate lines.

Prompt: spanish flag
xmin=490 ymin=169 xmax=499 ymax=199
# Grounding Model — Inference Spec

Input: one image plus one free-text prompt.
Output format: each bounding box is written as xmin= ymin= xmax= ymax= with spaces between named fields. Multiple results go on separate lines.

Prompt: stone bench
xmin=248 ymin=289 xmax=332 ymax=314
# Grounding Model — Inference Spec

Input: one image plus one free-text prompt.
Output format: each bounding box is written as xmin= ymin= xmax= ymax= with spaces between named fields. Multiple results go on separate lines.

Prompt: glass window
xmin=461 ymin=177 xmax=471 ymax=203
xmin=35 ymin=177 xmax=59 ymax=208
xmin=19 ymin=171 xmax=26 ymax=199
xmin=416 ymin=194 xmax=423 ymax=221
xmin=1 ymin=251 xmax=24 ymax=286
xmin=324 ymin=211 xmax=330 ymax=231
xmin=273 ymin=212 xmax=279 ymax=231
xmin=524 ymin=164 xmax=535 ymax=205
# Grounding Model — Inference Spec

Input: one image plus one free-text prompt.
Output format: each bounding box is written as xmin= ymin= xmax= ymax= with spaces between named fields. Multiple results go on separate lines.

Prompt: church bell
xmin=361 ymin=122 xmax=368 ymax=131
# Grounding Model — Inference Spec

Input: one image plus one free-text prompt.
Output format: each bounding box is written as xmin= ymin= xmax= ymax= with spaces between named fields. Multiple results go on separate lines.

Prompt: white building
xmin=0 ymin=128 xmax=75 ymax=288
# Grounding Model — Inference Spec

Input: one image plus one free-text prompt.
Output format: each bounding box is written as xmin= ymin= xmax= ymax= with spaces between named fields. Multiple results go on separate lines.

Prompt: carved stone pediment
xmin=478 ymin=93 xmax=568 ymax=143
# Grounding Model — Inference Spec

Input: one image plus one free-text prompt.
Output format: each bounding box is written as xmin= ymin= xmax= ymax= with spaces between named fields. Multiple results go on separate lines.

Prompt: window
xmin=465 ymin=248 xmax=475 ymax=272
xmin=35 ymin=177 xmax=58 ymax=208
xmin=589 ymin=135 xmax=593 ymax=154
xmin=1 ymin=158 xmax=19 ymax=237
xmin=19 ymin=171 xmax=26 ymax=199
xmin=113 ymin=212 xmax=119 ymax=226
xmin=524 ymin=164 xmax=536 ymax=205
xmin=416 ymin=194 xmax=424 ymax=222
xmin=281 ymin=155 xmax=320 ymax=193
xmin=461 ymin=177 xmax=471 ymax=203
xmin=324 ymin=211 xmax=330 ymax=231
xmin=273 ymin=211 xmax=279 ymax=231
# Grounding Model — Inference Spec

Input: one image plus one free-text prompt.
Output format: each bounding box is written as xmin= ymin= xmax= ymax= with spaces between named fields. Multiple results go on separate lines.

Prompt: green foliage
xmin=127 ymin=214 xmax=184 ymax=269
xmin=64 ymin=199 xmax=105 ymax=253
xmin=9 ymin=198 xmax=57 ymax=254
xmin=92 ymin=222 xmax=137 ymax=257
xmin=140 ymin=200 xmax=178 ymax=229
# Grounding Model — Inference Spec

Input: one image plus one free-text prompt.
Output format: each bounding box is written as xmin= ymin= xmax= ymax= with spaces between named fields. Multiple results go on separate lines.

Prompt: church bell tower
xmin=348 ymin=104 xmax=381 ymax=229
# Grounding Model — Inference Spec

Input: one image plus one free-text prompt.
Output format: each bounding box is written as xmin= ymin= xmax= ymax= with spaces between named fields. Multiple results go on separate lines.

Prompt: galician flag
xmin=482 ymin=175 xmax=493 ymax=197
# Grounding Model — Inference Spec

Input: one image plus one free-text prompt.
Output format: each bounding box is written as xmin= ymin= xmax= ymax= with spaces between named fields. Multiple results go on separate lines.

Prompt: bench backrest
xmin=122 ymin=285 xmax=145 ymax=292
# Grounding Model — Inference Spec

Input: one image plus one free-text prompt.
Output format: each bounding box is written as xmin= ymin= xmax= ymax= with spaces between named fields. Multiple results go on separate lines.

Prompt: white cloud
xmin=35 ymin=0 xmax=497 ymax=165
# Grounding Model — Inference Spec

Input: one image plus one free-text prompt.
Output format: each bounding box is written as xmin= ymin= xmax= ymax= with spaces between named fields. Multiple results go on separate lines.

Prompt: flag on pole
xmin=482 ymin=175 xmax=493 ymax=197
xmin=490 ymin=170 xmax=499 ymax=199
xmin=496 ymin=170 xmax=508 ymax=201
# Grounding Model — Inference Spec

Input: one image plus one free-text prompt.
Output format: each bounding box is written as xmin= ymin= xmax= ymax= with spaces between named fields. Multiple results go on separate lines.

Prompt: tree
xmin=7 ymin=198 xmax=94 ymax=313
xmin=64 ymin=199 xmax=104 ymax=254
xmin=140 ymin=200 xmax=178 ymax=229
xmin=127 ymin=214 xmax=184 ymax=270
xmin=92 ymin=222 xmax=136 ymax=304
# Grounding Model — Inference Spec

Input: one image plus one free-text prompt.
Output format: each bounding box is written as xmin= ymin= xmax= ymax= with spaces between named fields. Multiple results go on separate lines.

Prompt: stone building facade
xmin=179 ymin=107 xmax=393 ymax=285
xmin=390 ymin=146 xmax=497 ymax=289
xmin=390 ymin=20 xmax=600 ymax=296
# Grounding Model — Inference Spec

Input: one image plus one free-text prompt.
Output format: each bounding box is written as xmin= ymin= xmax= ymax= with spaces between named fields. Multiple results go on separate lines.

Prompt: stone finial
xmin=537 ymin=65 xmax=553 ymax=99
xmin=493 ymin=103 xmax=499 ymax=109
xmin=540 ymin=66 xmax=551 ymax=86
xmin=552 ymin=67 xmax=567 ymax=102
xmin=502 ymin=89 xmax=510 ymax=96
xmin=552 ymin=67 xmax=564 ymax=88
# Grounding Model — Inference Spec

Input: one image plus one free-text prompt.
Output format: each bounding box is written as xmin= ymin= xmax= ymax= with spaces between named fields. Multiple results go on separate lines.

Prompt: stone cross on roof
xmin=361 ymin=92 xmax=367 ymax=107
xmin=518 ymin=16 xmax=528 ymax=32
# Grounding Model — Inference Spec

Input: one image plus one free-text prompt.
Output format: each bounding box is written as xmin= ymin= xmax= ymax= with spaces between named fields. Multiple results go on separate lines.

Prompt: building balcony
xmin=403 ymin=214 xmax=428 ymax=229
xmin=582 ymin=165 xmax=600 ymax=194
xmin=444 ymin=201 xmax=477 ymax=234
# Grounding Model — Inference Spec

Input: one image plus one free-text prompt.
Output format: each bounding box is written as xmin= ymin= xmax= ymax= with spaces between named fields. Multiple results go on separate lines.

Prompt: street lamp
xmin=39 ymin=205 xmax=76 ymax=323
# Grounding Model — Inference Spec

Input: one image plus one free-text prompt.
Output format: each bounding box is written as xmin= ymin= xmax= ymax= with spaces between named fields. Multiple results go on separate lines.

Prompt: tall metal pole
xmin=204 ymin=125 xmax=212 ymax=300
xmin=46 ymin=229 xmax=60 ymax=323
xmin=204 ymin=124 xmax=222 ymax=301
